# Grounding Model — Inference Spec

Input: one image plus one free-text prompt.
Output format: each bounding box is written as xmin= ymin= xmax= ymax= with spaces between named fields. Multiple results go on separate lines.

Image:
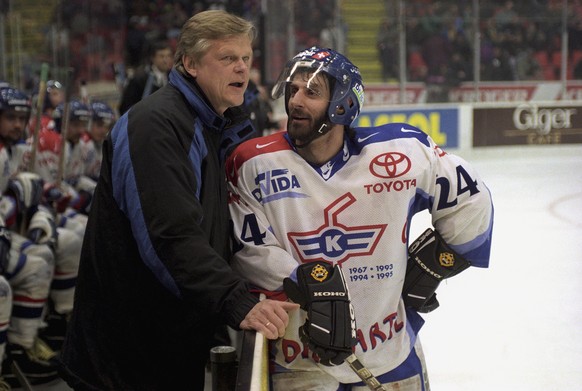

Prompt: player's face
xmin=91 ymin=120 xmax=110 ymax=142
xmin=286 ymin=71 xmax=330 ymax=145
xmin=184 ymin=35 xmax=253 ymax=115
xmin=48 ymin=88 xmax=64 ymax=110
xmin=66 ymin=119 xmax=88 ymax=144
xmin=0 ymin=110 xmax=29 ymax=144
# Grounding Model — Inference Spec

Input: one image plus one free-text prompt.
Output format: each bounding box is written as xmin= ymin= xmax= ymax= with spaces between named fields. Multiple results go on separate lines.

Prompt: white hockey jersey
xmin=0 ymin=142 xmax=28 ymax=193
xmin=226 ymin=123 xmax=493 ymax=383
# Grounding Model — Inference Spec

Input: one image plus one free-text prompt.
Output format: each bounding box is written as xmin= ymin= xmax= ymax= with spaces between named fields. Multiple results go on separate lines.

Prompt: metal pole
xmin=15 ymin=12 xmax=22 ymax=90
xmin=398 ymin=0 xmax=406 ymax=104
xmin=9 ymin=13 xmax=17 ymax=86
xmin=333 ymin=0 xmax=345 ymax=55
xmin=51 ymin=24 xmax=58 ymax=79
xmin=0 ymin=14 xmax=6 ymax=81
xmin=259 ymin=0 xmax=267 ymax=86
xmin=287 ymin=0 xmax=295 ymax=60
xmin=560 ymin=0 xmax=568 ymax=98
xmin=472 ymin=0 xmax=481 ymax=102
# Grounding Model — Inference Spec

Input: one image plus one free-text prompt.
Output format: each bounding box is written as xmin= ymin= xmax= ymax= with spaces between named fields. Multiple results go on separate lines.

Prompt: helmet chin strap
xmin=291 ymin=117 xmax=333 ymax=149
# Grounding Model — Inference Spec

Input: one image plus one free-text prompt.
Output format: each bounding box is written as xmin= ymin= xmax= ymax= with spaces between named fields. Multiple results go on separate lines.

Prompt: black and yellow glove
xmin=284 ymin=262 xmax=356 ymax=366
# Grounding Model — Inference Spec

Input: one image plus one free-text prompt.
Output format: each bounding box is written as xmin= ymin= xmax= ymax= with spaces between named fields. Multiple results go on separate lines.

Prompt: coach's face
xmin=183 ymin=35 xmax=253 ymax=115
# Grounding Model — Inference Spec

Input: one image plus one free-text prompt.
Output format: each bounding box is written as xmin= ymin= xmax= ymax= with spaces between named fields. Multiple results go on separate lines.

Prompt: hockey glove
xmin=27 ymin=208 xmax=58 ymax=251
xmin=402 ymin=228 xmax=471 ymax=313
xmin=43 ymin=184 xmax=72 ymax=214
xmin=283 ymin=263 xmax=356 ymax=366
xmin=6 ymin=172 xmax=44 ymax=212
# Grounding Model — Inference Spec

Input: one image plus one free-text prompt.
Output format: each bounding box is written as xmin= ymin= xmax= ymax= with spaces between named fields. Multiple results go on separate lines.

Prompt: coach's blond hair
xmin=174 ymin=10 xmax=256 ymax=75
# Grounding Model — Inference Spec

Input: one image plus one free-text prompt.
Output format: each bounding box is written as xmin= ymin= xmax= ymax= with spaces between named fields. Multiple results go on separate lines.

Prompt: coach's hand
xmin=240 ymin=299 xmax=299 ymax=340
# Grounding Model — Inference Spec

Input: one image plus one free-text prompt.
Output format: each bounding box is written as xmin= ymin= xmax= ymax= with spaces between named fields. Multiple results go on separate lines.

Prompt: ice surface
xmin=412 ymin=145 xmax=582 ymax=391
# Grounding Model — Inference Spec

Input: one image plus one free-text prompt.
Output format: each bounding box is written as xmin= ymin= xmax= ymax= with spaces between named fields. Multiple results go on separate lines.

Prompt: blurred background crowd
xmin=1 ymin=0 xmax=581 ymax=107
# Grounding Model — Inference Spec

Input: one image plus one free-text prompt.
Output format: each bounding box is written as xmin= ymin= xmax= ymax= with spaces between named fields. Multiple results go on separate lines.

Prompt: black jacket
xmin=59 ymin=69 xmax=258 ymax=390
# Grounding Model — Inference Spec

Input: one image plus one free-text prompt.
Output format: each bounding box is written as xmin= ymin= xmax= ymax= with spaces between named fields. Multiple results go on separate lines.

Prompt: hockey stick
xmin=338 ymin=267 xmax=388 ymax=391
xmin=27 ymin=62 xmax=49 ymax=172
xmin=10 ymin=361 xmax=34 ymax=391
xmin=235 ymin=293 xmax=268 ymax=391
xmin=19 ymin=62 xmax=50 ymax=236
xmin=20 ymin=62 xmax=49 ymax=236
xmin=55 ymin=67 xmax=74 ymax=189
xmin=345 ymin=354 xmax=387 ymax=391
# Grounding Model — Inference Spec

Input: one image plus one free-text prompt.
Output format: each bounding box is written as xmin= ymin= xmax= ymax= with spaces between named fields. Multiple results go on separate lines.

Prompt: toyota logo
xmin=369 ymin=152 xmax=411 ymax=178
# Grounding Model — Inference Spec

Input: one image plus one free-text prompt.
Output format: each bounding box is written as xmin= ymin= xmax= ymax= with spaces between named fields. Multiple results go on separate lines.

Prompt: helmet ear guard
xmin=272 ymin=46 xmax=365 ymax=126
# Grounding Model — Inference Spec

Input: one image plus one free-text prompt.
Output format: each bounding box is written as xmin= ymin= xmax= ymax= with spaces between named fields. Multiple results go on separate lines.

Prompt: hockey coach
xmin=58 ymin=10 xmax=298 ymax=391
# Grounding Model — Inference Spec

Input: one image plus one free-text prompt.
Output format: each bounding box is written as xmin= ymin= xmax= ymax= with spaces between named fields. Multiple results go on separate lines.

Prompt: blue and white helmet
xmin=0 ymin=87 xmax=32 ymax=114
xmin=90 ymin=100 xmax=115 ymax=126
xmin=271 ymin=46 xmax=365 ymax=126
xmin=52 ymin=100 xmax=91 ymax=133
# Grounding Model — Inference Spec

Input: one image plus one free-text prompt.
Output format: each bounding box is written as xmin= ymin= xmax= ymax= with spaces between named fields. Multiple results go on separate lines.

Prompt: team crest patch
xmin=439 ymin=252 xmax=455 ymax=268
xmin=310 ymin=264 xmax=329 ymax=282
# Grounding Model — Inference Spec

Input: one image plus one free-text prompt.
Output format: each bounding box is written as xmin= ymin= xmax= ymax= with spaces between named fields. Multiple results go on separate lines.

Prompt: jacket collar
xmin=168 ymin=68 xmax=229 ymax=131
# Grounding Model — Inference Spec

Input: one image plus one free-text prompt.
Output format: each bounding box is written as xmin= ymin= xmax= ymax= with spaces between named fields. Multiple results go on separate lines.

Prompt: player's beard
xmin=287 ymin=109 xmax=328 ymax=147
xmin=2 ymin=128 xmax=23 ymax=145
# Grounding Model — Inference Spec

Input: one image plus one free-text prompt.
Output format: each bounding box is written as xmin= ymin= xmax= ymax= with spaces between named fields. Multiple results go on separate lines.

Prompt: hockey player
xmin=0 ymin=88 xmax=83 ymax=355
xmin=83 ymin=100 xmax=116 ymax=181
xmin=28 ymin=100 xmax=89 ymax=352
xmin=44 ymin=81 xmax=65 ymax=120
xmin=27 ymin=80 xmax=65 ymax=138
xmin=50 ymin=99 xmax=94 ymax=220
xmin=0 ymin=86 xmax=59 ymax=386
xmin=226 ymin=47 xmax=494 ymax=390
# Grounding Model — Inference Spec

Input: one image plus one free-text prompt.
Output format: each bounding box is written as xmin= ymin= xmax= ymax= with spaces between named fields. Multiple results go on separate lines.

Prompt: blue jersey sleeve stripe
xmin=450 ymin=202 xmax=494 ymax=268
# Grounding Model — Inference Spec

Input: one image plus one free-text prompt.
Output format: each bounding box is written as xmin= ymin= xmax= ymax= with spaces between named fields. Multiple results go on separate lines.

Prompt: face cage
xmin=272 ymin=58 xmax=354 ymax=102
xmin=274 ymin=65 xmax=363 ymax=127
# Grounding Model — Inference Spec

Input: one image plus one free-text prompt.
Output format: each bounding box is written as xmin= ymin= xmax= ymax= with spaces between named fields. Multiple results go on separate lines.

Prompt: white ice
xmin=412 ymin=145 xmax=582 ymax=391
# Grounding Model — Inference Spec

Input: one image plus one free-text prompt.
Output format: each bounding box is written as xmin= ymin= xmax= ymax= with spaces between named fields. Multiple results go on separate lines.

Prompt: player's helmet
xmin=0 ymin=81 xmax=9 ymax=89
xmin=46 ymin=80 xmax=63 ymax=93
xmin=0 ymin=87 xmax=32 ymax=115
xmin=271 ymin=46 xmax=365 ymax=126
xmin=90 ymin=101 xmax=115 ymax=126
xmin=53 ymin=100 xmax=91 ymax=133
xmin=43 ymin=80 xmax=64 ymax=112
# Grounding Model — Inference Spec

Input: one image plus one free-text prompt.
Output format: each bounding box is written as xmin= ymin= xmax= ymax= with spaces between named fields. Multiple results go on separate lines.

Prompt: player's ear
xmin=182 ymin=55 xmax=197 ymax=78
